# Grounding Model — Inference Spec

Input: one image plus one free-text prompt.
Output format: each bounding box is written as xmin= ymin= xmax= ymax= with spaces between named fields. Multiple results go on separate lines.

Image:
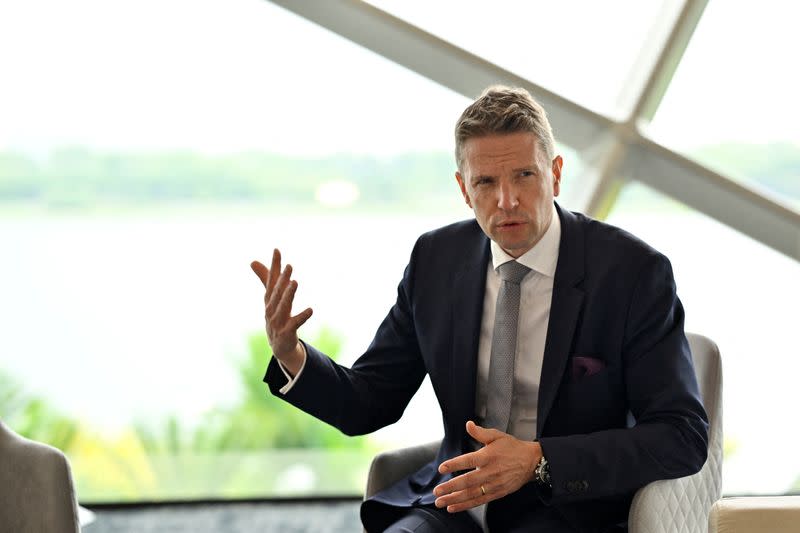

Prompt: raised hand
xmin=433 ymin=421 xmax=542 ymax=513
xmin=251 ymin=248 xmax=313 ymax=375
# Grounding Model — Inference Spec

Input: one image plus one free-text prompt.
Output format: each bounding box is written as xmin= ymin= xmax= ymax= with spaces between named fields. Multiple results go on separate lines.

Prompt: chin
xmin=497 ymin=241 xmax=531 ymax=258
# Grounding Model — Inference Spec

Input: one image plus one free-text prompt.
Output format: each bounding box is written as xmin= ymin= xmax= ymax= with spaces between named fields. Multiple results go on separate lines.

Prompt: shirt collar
xmin=490 ymin=203 xmax=561 ymax=278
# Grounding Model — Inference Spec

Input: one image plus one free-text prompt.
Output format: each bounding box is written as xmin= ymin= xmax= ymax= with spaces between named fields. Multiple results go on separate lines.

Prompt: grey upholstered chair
xmin=0 ymin=420 xmax=81 ymax=533
xmin=365 ymin=333 xmax=723 ymax=533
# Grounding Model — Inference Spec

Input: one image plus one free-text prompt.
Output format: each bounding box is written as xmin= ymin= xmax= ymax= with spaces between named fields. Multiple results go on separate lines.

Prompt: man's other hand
xmin=433 ymin=421 xmax=542 ymax=513
xmin=251 ymin=248 xmax=313 ymax=376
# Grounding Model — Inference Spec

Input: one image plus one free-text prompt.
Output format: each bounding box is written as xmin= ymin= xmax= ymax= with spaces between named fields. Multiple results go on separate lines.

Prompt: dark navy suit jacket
xmin=265 ymin=204 xmax=709 ymax=532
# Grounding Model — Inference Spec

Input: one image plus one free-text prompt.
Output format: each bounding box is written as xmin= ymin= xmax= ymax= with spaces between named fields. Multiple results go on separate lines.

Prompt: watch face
xmin=535 ymin=457 xmax=551 ymax=487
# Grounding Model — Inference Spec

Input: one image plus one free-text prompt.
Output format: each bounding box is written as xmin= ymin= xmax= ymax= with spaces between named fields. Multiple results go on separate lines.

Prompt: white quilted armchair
xmin=0 ymin=419 xmax=81 ymax=532
xmin=627 ymin=333 xmax=723 ymax=532
xmin=365 ymin=332 xmax=723 ymax=532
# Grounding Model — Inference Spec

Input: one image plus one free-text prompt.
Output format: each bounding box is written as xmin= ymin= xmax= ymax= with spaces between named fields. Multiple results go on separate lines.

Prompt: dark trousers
xmin=383 ymin=505 xmax=482 ymax=533
xmin=380 ymin=503 xmax=576 ymax=533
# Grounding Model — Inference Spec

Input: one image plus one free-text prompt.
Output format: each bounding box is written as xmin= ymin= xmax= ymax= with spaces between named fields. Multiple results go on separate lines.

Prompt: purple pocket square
xmin=571 ymin=356 xmax=606 ymax=382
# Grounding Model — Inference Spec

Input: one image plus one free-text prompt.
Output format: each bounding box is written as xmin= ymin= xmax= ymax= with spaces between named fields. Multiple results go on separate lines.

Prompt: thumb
xmin=466 ymin=420 xmax=503 ymax=445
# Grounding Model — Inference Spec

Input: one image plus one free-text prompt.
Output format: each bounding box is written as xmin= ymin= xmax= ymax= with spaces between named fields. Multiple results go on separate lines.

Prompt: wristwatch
xmin=534 ymin=455 xmax=552 ymax=488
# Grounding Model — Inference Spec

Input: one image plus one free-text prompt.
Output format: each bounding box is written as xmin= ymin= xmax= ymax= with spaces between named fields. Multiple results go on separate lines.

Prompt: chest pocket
xmin=557 ymin=366 xmax=619 ymax=432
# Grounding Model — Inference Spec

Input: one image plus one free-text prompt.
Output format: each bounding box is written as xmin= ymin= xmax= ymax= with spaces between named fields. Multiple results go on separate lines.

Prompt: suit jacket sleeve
xmin=538 ymin=252 xmax=709 ymax=503
xmin=263 ymin=238 xmax=428 ymax=437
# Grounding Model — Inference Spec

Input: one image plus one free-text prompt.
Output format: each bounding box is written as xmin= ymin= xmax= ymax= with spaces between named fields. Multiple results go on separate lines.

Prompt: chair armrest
xmin=0 ymin=425 xmax=80 ymax=533
xmin=628 ymin=468 xmax=720 ymax=533
xmin=709 ymin=496 xmax=800 ymax=533
xmin=629 ymin=333 xmax=723 ymax=533
xmin=364 ymin=441 xmax=440 ymax=499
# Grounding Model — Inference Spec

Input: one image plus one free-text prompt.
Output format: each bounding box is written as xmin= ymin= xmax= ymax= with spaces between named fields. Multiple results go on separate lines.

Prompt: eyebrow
xmin=471 ymin=167 xmax=537 ymax=179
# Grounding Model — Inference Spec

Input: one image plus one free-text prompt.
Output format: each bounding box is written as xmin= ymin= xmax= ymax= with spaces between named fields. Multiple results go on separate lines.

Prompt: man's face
xmin=456 ymin=132 xmax=562 ymax=258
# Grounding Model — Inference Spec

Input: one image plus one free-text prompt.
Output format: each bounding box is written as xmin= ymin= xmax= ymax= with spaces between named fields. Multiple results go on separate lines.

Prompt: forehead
xmin=462 ymin=132 xmax=541 ymax=173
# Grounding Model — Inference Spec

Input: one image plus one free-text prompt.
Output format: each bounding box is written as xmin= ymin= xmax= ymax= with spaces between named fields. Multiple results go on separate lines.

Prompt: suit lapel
xmin=536 ymin=204 xmax=585 ymax=437
xmin=450 ymin=231 xmax=491 ymax=439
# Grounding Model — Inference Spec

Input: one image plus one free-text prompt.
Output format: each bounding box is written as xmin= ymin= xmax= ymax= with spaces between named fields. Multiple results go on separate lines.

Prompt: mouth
xmin=496 ymin=220 xmax=527 ymax=231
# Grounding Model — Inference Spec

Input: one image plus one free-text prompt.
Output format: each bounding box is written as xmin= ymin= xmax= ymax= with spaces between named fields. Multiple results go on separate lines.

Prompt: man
xmin=251 ymin=86 xmax=708 ymax=532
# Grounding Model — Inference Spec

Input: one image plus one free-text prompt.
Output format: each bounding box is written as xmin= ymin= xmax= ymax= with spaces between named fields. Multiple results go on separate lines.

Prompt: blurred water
xmin=1 ymin=211 xmax=798 ymax=495
xmin=0 ymin=213 xmax=449 ymax=426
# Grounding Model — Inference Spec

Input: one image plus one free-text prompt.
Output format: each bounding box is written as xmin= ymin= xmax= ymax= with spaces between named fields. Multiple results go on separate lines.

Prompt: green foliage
xmin=0 ymin=370 xmax=79 ymax=451
xmin=1 ymin=143 xmax=797 ymax=213
xmin=1 ymin=327 xmax=375 ymax=501
xmin=115 ymin=327 xmax=374 ymax=500
xmin=723 ymin=436 xmax=740 ymax=460
xmin=0 ymin=148 xmax=456 ymax=211
xmin=134 ymin=327 xmax=370 ymax=453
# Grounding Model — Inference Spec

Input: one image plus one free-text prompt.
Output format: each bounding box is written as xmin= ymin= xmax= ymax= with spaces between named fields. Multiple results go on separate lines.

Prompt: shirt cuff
xmin=277 ymin=342 xmax=308 ymax=395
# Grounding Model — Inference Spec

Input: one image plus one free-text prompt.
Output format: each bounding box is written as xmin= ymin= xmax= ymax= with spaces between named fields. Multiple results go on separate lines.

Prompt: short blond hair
xmin=455 ymin=85 xmax=556 ymax=171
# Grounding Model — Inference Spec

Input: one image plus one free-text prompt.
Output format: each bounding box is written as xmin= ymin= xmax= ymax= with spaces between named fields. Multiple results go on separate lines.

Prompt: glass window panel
xmin=607 ymin=181 xmax=800 ymax=496
xmin=367 ymin=0 xmax=671 ymax=114
xmin=0 ymin=0 xmax=591 ymax=503
xmin=0 ymin=1 xmax=465 ymax=157
xmin=648 ymin=1 xmax=800 ymax=209
xmin=0 ymin=0 xmax=474 ymax=502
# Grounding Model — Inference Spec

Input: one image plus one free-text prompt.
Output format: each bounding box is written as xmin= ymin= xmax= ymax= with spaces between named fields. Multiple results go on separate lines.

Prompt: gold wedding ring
xmin=480 ymin=484 xmax=486 ymax=496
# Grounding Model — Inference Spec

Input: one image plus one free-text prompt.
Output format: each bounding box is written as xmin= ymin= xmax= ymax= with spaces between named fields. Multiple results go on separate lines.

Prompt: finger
xmin=288 ymin=307 xmax=313 ymax=330
xmin=266 ymin=264 xmax=293 ymax=316
xmin=443 ymin=490 xmax=492 ymax=513
xmin=433 ymin=467 xmax=486 ymax=497
xmin=439 ymin=449 xmax=484 ymax=474
xmin=273 ymin=279 xmax=298 ymax=323
xmin=267 ymin=248 xmax=282 ymax=297
xmin=251 ymin=260 xmax=269 ymax=286
xmin=466 ymin=420 xmax=504 ymax=445
xmin=436 ymin=484 xmax=493 ymax=513
xmin=435 ymin=484 xmax=487 ymax=510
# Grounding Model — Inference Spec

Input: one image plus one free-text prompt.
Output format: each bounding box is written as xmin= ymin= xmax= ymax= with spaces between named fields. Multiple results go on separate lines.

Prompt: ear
xmin=455 ymin=171 xmax=473 ymax=208
xmin=551 ymin=155 xmax=563 ymax=197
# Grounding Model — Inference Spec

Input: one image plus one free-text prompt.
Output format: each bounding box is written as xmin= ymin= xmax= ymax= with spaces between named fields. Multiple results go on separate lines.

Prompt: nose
xmin=497 ymin=180 xmax=519 ymax=211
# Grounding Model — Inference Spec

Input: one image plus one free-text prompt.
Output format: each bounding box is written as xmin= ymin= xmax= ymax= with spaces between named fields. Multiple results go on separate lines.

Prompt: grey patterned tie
xmin=484 ymin=260 xmax=531 ymax=433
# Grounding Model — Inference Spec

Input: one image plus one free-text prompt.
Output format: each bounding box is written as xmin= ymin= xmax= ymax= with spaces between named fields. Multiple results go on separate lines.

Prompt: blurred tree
xmin=0 ymin=370 xmax=79 ymax=452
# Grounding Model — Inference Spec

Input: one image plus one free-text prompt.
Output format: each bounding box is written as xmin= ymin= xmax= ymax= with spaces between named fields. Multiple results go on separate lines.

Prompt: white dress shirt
xmin=276 ymin=343 xmax=307 ymax=394
xmin=473 ymin=204 xmax=561 ymax=442
xmin=468 ymin=205 xmax=560 ymax=530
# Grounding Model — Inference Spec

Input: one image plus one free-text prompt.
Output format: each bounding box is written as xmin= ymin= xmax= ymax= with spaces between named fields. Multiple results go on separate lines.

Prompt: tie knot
xmin=497 ymin=261 xmax=531 ymax=284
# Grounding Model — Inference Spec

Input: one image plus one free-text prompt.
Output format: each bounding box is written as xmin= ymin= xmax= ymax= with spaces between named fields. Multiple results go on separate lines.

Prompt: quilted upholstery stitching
xmin=628 ymin=334 xmax=723 ymax=533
